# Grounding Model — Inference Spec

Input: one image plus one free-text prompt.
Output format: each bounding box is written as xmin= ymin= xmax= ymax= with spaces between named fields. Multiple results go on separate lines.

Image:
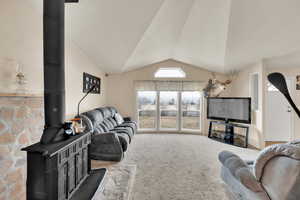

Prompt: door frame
xmin=249 ymin=72 xmax=259 ymax=111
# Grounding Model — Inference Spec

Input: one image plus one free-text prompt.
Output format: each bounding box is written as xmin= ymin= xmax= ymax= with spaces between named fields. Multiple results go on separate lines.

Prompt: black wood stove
xmin=22 ymin=0 xmax=107 ymax=199
xmin=22 ymin=132 xmax=107 ymax=200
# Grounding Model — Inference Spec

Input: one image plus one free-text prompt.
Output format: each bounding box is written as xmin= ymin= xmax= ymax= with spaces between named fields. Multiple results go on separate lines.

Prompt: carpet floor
xmin=96 ymin=165 xmax=136 ymax=200
xmin=92 ymin=134 xmax=259 ymax=200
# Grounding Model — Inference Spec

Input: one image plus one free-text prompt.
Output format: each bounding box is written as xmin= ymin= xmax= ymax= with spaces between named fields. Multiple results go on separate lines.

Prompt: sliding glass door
xmin=160 ymin=92 xmax=178 ymax=130
xmin=137 ymin=91 xmax=157 ymax=130
xmin=137 ymin=91 xmax=202 ymax=132
xmin=181 ymin=92 xmax=201 ymax=130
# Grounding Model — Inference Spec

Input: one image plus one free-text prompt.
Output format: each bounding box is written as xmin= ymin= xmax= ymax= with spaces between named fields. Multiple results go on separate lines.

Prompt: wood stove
xmin=22 ymin=132 xmax=107 ymax=200
xmin=22 ymin=0 xmax=107 ymax=199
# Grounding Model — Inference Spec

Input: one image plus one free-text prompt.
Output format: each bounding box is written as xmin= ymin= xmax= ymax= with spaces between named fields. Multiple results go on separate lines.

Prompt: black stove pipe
xmin=41 ymin=0 xmax=78 ymax=144
xmin=41 ymin=0 xmax=66 ymax=144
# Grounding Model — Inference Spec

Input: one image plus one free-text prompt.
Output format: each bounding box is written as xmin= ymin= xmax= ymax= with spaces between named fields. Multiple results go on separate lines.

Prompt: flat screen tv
xmin=207 ymin=97 xmax=251 ymax=124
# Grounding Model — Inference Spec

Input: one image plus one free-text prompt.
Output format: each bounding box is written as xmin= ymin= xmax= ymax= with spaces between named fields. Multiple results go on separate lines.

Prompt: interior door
xmin=266 ymin=79 xmax=293 ymax=141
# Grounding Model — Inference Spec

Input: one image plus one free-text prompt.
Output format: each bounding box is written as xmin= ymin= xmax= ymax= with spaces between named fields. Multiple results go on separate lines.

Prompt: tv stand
xmin=208 ymin=121 xmax=249 ymax=148
xmin=224 ymin=124 xmax=234 ymax=144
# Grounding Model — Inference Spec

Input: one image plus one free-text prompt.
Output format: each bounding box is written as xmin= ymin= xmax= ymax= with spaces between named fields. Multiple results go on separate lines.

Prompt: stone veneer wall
xmin=0 ymin=95 xmax=44 ymax=200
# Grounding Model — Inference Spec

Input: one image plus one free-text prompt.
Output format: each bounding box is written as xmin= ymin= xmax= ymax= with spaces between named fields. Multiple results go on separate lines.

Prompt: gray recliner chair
xmin=219 ymin=140 xmax=300 ymax=200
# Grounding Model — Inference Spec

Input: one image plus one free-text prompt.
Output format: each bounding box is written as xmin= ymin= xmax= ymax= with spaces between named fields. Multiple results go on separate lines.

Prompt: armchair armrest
xmin=254 ymin=144 xmax=300 ymax=180
xmin=123 ymin=117 xmax=137 ymax=129
xmin=91 ymin=132 xmax=120 ymax=145
xmin=80 ymin=114 xmax=94 ymax=133
xmin=219 ymin=151 xmax=264 ymax=192
xmin=90 ymin=132 xmax=123 ymax=161
xmin=235 ymin=167 xmax=264 ymax=192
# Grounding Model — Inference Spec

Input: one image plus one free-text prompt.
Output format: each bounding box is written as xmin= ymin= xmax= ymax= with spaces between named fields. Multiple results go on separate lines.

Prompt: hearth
xmin=22 ymin=0 xmax=107 ymax=199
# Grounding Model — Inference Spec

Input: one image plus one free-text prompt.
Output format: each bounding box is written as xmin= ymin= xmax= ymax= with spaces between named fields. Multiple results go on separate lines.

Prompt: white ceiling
xmin=28 ymin=0 xmax=300 ymax=73
xmin=225 ymin=0 xmax=300 ymax=70
xmin=264 ymin=50 xmax=300 ymax=68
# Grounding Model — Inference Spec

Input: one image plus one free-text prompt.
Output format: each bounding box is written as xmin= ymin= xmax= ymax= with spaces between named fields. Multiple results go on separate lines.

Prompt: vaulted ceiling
xmin=30 ymin=0 xmax=300 ymax=73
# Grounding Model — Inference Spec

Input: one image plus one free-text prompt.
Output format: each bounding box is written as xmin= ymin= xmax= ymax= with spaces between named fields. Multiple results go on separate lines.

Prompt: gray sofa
xmin=219 ymin=140 xmax=300 ymax=200
xmin=80 ymin=107 xmax=137 ymax=161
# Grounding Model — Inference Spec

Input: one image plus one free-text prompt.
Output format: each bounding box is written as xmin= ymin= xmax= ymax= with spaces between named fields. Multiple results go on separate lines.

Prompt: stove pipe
xmin=40 ymin=0 xmax=66 ymax=144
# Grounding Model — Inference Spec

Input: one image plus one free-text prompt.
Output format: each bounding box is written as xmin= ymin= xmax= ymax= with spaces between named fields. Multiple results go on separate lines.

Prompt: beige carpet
xmin=95 ymin=165 xmax=136 ymax=200
xmin=93 ymin=134 xmax=259 ymax=200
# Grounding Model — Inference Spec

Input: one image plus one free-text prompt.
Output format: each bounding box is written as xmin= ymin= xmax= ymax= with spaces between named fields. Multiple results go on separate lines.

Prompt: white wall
xmin=225 ymin=62 xmax=266 ymax=149
xmin=0 ymin=0 xmax=107 ymax=118
xmin=65 ymin=40 xmax=107 ymax=119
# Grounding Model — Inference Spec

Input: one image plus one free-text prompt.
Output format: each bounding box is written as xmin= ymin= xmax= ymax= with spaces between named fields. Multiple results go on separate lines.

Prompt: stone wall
xmin=0 ymin=95 xmax=43 ymax=200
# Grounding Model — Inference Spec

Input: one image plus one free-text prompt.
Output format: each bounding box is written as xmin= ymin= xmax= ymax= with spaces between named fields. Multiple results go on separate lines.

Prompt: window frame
xmin=154 ymin=67 xmax=186 ymax=78
xmin=136 ymin=90 xmax=203 ymax=133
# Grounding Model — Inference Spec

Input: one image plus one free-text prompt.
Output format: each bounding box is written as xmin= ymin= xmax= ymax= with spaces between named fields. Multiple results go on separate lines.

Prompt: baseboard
xmin=137 ymin=131 xmax=203 ymax=135
xmin=247 ymin=137 xmax=261 ymax=150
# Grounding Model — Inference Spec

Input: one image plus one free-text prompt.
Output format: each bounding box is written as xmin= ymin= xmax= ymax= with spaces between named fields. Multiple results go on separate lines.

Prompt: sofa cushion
xmin=117 ymin=124 xmax=135 ymax=136
xmin=94 ymin=126 xmax=103 ymax=134
xmin=107 ymin=117 xmax=118 ymax=127
xmin=121 ymin=122 xmax=137 ymax=132
xmin=112 ymin=127 xmax=133 ymax=141
xmin=102 ymin=119 xmax=114 ymax=130
xmin=99 ymin=123 xmax=109 ymax=132
xmin=115 ymin=113 xmax=124 ymax=125
xmin=107 ymin=107 xmax=117 ymax=116
xmin=82 ymin=109 xmax=103 ymax=128
xmin=98 ymin=107 xmax=112 ymax=118
xmin=123 ymin=119 xmax=138 ymax=130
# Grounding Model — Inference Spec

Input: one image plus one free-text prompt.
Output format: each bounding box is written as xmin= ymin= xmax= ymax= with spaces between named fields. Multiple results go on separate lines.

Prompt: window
xmin=137 ymin=90 xmax=202 ymax=132
xmin=154 ymin=68 xmax=186 ymax=78
xmin=136 ymin=81 xmax=203 ymax=132
xmin=181 ymin=92 xmax=201 ymax=130
xmin=137 ymin=91 xmax=157 ymax=130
